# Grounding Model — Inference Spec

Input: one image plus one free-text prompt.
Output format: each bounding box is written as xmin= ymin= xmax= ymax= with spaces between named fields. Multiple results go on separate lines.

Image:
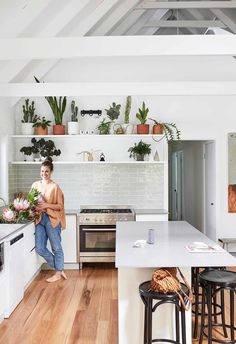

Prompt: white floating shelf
xmin=10 ymin=134 xmax=164 ymax=139
xmin=10 ymin=161 xmax=166 ymax=165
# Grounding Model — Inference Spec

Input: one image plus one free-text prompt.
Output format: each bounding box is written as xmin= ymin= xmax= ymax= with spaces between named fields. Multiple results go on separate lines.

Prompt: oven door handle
xmin=82 ymin=227 xmax=116 ymax=231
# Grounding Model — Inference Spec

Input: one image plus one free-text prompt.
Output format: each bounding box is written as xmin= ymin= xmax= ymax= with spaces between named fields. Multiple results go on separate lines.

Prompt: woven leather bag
xmin=150 ymin=267 xmax=192 ymax=311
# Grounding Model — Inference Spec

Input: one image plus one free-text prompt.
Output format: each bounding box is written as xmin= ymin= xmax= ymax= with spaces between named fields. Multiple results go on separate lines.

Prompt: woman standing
xmin=31 ymin=157 xmax=67 ymax=283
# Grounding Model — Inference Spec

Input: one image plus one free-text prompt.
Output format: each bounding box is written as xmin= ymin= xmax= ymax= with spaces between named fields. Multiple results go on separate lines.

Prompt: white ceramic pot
xmin=122 ymin=123 xmax=133 ymax=134
xmin=21 ymin=123 xmax=34 ymax=135
xmin=68 ymin=122 xmax=79 ymax=135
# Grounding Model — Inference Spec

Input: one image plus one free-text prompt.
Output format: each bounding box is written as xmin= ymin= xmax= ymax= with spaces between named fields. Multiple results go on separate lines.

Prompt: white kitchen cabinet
xmin=62 ymin=214 xmax=77 ymax=263
xmin=23 ymin=222 xmax=41 ymax=287
xmin=0 ymin=270 xmax=6 ymax=322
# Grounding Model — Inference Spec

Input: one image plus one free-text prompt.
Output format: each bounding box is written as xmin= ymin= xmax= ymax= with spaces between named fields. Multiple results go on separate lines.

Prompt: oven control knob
xmin=85 ymin=217 xmax=90 ymax=222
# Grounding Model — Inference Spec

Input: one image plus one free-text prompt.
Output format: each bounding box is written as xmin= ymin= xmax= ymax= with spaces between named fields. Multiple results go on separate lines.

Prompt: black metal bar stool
xmin=199 ymin=269 xmax=236 ymax=344
xmin=192 ymin=267 xmax=226 ymax=339
xmin=139 ymin=281 xmax=189 ymax=344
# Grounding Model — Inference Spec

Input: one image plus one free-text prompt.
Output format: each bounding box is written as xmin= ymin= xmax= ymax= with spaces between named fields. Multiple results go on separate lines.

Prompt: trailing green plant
xmin=97 ymin=119 xmax=111 ymax=135
xmin=22 ymin=99 xmax=39 ymax=123
xmin=105 ymin=102 xmax=121 ymax=121
xmin=136 ymin=101 xmax=149 ymax=124
xmin=31 ymin=138 xmax=61 ymax=158
xmin=124 ymin=96 xmax=132 ymax=124
xmin=128 ymin=140 xmax=151 ymax=161
xmin=34 ymin=76 xmax=67 ymax=125
xmin=70 ymin=100 xmax=78 ymax=122
xmin=150 ymin=118 xmax=181 ymax=142
xmin=33 ymin=116 xmax=51 ymax=129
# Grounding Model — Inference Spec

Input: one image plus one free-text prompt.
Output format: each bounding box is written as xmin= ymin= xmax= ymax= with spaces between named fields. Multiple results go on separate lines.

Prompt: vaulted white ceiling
xmin=0 ymin=0 xmax=236 ymax=84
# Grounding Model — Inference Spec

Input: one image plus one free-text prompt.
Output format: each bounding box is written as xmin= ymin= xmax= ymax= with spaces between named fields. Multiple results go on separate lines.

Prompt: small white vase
xmin=21 ymin=123 xmax=34 ymax=135
xmin=68 ymin=122 xmax=79 ymax=135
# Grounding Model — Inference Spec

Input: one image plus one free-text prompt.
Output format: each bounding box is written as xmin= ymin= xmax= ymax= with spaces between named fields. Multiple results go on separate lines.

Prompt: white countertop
xmin=0 ymin=223 xmax=27 ymax=242
xmin=116 ymin=221 xmax=236 ymax=268
xmin=134 ymin=209 xmax=168 ymax=215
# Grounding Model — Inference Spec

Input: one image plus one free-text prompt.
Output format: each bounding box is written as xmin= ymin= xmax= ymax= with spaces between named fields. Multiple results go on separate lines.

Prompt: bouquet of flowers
xmin=0 ymin=188 xmax=40 ymax=223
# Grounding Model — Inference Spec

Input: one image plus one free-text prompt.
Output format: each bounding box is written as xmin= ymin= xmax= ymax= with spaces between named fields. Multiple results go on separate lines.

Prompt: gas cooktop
xmin=80 ymin=209 xmax=132 ymax=214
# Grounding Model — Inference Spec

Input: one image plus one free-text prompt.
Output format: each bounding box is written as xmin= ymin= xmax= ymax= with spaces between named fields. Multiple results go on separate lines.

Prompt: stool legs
xmin=230 ymin=289 xmax=235 ymax=341
xmin=175 ymin=305 xmax=180 ymax=342
xmin=220 ymin=289 xmax=228 ymax=338
xmin=181 ymin=306 xmax=187 ymax=344
xmin=207 ymin=284 xmax=212 ymax=344
xmin=147 ymin=298 xmax=152 ymax=344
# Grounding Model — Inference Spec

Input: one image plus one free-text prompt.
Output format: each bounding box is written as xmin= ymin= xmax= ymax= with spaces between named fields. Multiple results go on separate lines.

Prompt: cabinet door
xmin=0 ymin=272 xmax=6 ymax=321
xmin=62 ymin=215 xmax=77 ymax=263
xmin=23 ymin=222 xmax=40 ymax=286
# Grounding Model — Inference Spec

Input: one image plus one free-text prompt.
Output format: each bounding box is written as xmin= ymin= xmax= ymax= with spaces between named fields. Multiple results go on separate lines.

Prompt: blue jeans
xmin=35 ymin=212 xmax=64 ymax=271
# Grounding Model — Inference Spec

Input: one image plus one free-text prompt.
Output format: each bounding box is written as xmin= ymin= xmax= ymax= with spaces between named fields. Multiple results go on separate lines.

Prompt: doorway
xmin=169 ymin=140 xmax=216 ymax=237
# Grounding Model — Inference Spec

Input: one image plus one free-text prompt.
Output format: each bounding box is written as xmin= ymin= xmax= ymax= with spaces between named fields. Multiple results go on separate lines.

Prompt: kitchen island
xmin=116 ymin=221 xmax=236 ymax=344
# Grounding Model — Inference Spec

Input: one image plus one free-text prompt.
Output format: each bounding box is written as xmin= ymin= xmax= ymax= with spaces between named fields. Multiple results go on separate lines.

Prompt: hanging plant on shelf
xmin=149 ymin=119 xmax=181 ymax=142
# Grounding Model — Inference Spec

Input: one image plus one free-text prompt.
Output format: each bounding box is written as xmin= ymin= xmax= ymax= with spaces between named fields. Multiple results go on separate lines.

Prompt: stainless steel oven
xmin=78 ymin=205 xmax=134 ymax=268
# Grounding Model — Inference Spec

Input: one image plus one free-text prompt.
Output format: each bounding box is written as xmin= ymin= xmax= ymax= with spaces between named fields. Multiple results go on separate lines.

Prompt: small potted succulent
xmin=68 ymin=100 xmax=79 ymax=135
xmin=122 ymin=96 xmax=133 ymax=134
xmin=34 ymin=76 xmax=67 ymax=135
xmin=97 ymin=119 xmax=111 ymax=135
xmin=33 ymin=116 xmax=51 ymax=135
xmin=21 ymin=99 xmax=39 ymax=135
xmin=136 ymin=102 xmax=150 ymax=134
xmin=150 ymin=119 xmax=181 ymax=142
xmin=105 ymin=102 xmax=121 ymax=134
xmin=128 ymin=140 xmax=151 ymax=161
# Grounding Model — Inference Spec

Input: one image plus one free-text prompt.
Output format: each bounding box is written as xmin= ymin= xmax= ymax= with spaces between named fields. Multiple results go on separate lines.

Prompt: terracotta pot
xmin=53 ymin=124 xmax=65 ymax=135
xmin=137 ymin=124 xmax=149 ymax=134
xmin=153 ymin=124 xmax=163 ymax=135
xmin=35 ymin=126 xmax=48 ymax=135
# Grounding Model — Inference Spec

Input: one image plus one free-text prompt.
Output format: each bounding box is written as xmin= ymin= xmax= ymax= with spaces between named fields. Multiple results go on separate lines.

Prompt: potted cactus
xmin=68 ymin=100 xmax=79 ymax=135
xmin=136 ymin=102 xmax=150 ymax=134
xmin=122 ymin=96 xmax=133 ymax=134
xmin=21 ymin=99 xmax=39 ymax=135
xmin=33 ymin=116 xmax=51 ymax=135
xmin=34 ymin=76 xmax=67 ymax=135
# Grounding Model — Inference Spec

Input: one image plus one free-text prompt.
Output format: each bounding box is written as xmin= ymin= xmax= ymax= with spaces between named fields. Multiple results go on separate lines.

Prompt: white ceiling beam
xmin=136 ymin=1 xmax=236 ymax=9
xmin=0 ymin=0 xmax=54 ymax=38
xmin=87 ymin=0 xmax=141 ymax=36
xmin=0 ymin=0 xmax=91 ymax=83
xmin=210 ymin=9 xmax=236 ymax=33
xmin=1 ymin=36 xmax=236 ymax=59
xmin=109 ymin=7 xmax=147 ymax=35
xmin=144 ymin=20 xmax=226 ymax=28
xmin=69 ymin=0 xmax=120 ymax=36
xmin=2 ymin=82 xmax=236 ymax=97
xmin=127 ymin=9 xmax=169 ymax=35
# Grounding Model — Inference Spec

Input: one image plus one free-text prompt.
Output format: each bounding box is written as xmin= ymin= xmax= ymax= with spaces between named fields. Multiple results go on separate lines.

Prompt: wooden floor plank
xmin=0 ymin=266 xmax=234 ymax=344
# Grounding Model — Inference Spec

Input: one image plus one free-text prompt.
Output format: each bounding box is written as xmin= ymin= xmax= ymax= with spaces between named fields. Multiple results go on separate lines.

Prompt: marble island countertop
xmin=116 ymin=220 xmax=236 ymax=268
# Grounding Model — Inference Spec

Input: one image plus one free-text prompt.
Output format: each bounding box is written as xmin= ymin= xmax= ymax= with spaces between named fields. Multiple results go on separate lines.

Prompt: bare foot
xmin=46 ymin=272 xmax=62 ymax=283
xmin=61 ymin=271 xmax=67 ymax=280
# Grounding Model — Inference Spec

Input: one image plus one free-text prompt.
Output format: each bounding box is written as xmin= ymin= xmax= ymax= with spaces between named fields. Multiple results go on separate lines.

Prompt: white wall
xmin=0 ymin=98 xmax=13 ymax=202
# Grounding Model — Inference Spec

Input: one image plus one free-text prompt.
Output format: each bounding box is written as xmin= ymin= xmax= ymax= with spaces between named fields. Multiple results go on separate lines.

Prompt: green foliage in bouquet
xmin=0 ymin=188 xmax=41 ymax=224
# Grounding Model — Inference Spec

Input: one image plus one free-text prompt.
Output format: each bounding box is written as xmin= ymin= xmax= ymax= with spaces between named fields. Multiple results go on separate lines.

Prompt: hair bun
xmin=45 ymin=156 xmax=53 ymax=163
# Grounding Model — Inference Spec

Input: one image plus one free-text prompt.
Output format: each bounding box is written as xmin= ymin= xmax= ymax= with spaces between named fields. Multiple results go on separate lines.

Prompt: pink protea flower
xmin=2 ymin=208 xmax=16 ymax=222
xmin=13 ymin=198 xmax=30 ymax=211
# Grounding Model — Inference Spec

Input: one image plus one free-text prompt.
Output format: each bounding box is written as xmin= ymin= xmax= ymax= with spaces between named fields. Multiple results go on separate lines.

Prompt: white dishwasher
xmin=4 ymin=230 xmax=25 ymax=318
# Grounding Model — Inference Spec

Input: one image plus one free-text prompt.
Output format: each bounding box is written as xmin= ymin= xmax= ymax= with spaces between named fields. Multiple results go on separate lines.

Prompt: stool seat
xmin=200 ymin=270 xmax=236 ymax=287
xmin=199 ymin=269 xmax=236 ymax=344
xmin=139 ymin=281 xmax=189 ymax=301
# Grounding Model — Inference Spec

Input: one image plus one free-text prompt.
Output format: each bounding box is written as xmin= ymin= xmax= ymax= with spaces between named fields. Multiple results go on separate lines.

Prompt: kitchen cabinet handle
xmin=30 ymin=246 xmax=36 ymax=252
